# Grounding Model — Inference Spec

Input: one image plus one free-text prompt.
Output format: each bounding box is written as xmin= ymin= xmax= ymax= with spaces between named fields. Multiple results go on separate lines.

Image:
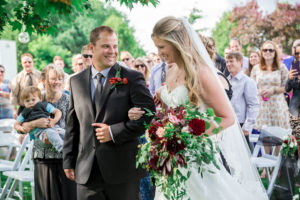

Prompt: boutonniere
xmin=109 ymin=65 xmax=128 ymax=89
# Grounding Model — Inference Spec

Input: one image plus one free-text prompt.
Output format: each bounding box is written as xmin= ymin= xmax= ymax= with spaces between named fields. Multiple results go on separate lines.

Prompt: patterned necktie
xmin=27 ymin=73 xmax=33 ymax=86
xmin=93 ymin=73 xmax=104 ymax=113
xmin=161 ymin=63 xmax=166 ymax=84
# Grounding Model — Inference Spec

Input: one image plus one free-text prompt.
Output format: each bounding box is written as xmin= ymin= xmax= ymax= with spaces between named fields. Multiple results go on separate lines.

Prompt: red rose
xmin=109 ymin=77 xmax=118 ymax=84
xmin=117 ymin=77 xmax=122 ymax=82
xmin=188 ymin=118 xmax=206 ymax=136
xmin=283 ymin=140 xmax=288 ymax=145
xmin=123 ymin=78 xmax=128 ymax=84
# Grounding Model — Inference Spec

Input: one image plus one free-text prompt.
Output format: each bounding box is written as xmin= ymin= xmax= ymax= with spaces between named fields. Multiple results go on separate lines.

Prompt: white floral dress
xmin=250 ymin=64 xmax=290 ymax=130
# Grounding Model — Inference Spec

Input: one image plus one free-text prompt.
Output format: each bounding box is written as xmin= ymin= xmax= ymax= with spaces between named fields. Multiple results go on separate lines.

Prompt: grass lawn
xmin=0 ymin=173 xmax=32 ymax=200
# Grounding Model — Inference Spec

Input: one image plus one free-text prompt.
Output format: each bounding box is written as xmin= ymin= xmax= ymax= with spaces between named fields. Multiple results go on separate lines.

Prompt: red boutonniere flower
xmin=110 ymin=65 xmax=128 ymax=89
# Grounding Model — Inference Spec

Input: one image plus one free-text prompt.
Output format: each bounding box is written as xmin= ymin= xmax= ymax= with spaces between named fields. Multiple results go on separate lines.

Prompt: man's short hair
xmin=90 ymin=26 xmax=116 ymax=46
xmin=21 ymin=86 xmax=42 ymax=102
xmin=226 ymin=51 xmax=243 ymax=61
xmin=53 ymin=56 xmax=63 ymax=63
xmin=81 ymin=44 xmax=90 ymax=54
xmin=229 ymin=38 xmax=241 ymax=46
xmin=120 ymin=51 xmax=133 ymax=59
xmin=21 ymin=53 xmax=33 ymax=61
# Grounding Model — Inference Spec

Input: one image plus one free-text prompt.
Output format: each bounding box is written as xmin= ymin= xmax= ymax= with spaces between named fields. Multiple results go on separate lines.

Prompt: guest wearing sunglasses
xmin=283 ymin=39 xmax=300 ymax=70
xmin=0 ymin=65 xmax=13 ymax=119
xmin=81 ymin=44 xmax=93 ymax=68
xmin=251 ymin=41 xmax=290 ymax=177
xmin=134 ymin=58 xmax=150 ymax=86
xmin=120 ymin=51 xmax=135 ymax=69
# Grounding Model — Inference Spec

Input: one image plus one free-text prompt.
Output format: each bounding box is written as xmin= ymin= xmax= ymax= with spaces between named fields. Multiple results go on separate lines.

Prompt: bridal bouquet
xmin=281 ymin=135 xmax=297 ymax=158
xmin=137 ymin=102 xmax=222 ymax=200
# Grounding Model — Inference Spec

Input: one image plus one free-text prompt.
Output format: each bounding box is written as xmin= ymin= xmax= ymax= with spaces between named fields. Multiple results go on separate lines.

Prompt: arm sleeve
xmin=46 ymin=103 xmax=56 ymax=113
xmin=110 ymin=72 xmax=156 ymax=144
xmin=16 ymin=114 xmax=25 ymax=123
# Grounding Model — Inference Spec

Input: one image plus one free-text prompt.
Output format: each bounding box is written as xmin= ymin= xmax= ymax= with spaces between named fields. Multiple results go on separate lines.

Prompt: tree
xmin=228 ymin=0 xmax=300 ymax=55
xmin=212 ymin=12 xmax=237 ymax=57
xmin=0 ymin=0 xmax=159 ymax=35
xmin=1 ymin=0 xmax=146 ymax=72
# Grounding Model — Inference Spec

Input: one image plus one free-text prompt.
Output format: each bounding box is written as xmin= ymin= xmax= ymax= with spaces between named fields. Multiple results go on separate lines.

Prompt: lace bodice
xmin=160 ymin=85 xmax=188 ymax=108
xmin=161 ymin=85 xmax=206 ymax=111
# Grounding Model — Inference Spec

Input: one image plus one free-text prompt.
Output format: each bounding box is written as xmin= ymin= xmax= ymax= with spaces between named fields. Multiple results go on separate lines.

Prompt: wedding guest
xmin=283 ymin=39 xmax=300 ymax=70
xmin=65 ymin=54 xmax=84 ymax=91
xmin=144 ymin=55 xmax=155 ymax=70
xmin=120 ymin=51 xmax=135 ymax=69
xmin=0 ymin=65 xmax=13 ymax=119
xmin=134 ymin=58 xmax=150 ymax=85
xmin=21 ymin=64 xmax=76 ymax=199
xmin=199 ymin=34 xmax=232 ymax=99
xmin=224 ymin=47 xmax=231 ymax=58
xmin=53 ymin=55 xmax=69 ymax=83
xmin=226 ymin=52 xmax=259 ymax=144
xmin=229 ymin=38 xmax=249 ymax=70
xmin=244 ymin=50 xmax=260 ymax=77
xmin=149 ymin=61 xmax=167 ymax=97
xmin=81 ymin=44 xmax=93 ymax=68
xmin=277 ymin=43 xmax=289 ymax=61
xmin=251 ymin=41 xmax=290 ymax=177
xmin=251 ymin=40 xmax=290 ymax=131
xmin=285 ymin=43 xmax=300 ymax=169
xmin=10 ymin=53 xmax=40 ymax=115
xmin=149 ymin=52 xmax=161 ymax=65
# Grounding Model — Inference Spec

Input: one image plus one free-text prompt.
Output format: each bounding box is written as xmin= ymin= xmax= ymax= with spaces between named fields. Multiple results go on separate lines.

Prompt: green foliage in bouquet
xmin=137 ymin=102 xmax=222 ymax=200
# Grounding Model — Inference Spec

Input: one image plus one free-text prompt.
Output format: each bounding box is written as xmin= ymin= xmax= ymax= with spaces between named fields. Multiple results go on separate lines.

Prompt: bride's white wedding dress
xmin=154 ymin=85 xmax=268 ymax=200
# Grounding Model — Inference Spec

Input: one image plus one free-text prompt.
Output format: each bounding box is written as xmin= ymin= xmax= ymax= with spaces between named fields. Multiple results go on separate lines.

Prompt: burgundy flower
xmin=166 ymin=136 xmax=186 ymax=155
xmin=283 ymin=140 xmax=288 ymax=145
xmin=148 ymin=155 xmax=159 ymax=170
xmin=188 ymin=118 xmax=206 ymax=136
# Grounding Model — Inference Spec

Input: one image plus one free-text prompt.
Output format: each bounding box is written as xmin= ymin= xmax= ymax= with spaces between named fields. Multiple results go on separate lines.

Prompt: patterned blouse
xmin=32 ymin=93 xmax=70 ymax=159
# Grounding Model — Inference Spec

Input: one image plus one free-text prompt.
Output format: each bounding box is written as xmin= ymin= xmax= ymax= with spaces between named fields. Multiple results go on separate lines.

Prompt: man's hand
xmin=64 ymin=169 xmax=76 ymax=181
xmin=242 ymin=130 xmax=249 ymax=136
xmin=48 ymin=119 xmax=56 ymax=128
xmin=92 ymin=123 xmax=112 ymax=143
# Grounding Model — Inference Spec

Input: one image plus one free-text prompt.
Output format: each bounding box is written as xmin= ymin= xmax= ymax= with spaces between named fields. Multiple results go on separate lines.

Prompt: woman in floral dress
xmin=251 ymin=41 xmax=290 ymax=177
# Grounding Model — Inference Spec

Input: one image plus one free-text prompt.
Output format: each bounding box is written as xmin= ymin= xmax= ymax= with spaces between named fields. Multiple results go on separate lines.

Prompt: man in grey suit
xmin=63 ymin=25 xmax=155 ymax=200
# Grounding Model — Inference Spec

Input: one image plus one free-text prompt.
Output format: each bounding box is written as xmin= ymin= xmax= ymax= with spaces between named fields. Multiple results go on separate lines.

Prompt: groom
xmin=63 ymin=25 xmax=155 ymax=200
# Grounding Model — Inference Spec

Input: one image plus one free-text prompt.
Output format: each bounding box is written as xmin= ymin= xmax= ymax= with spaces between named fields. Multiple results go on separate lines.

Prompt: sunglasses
xmin=0 ymin=71 xmax=4 ymax=73
xmin=295 ymin=52 xmax=300 ymax=56
xmin=262 ymin=49 xmax=275 ymax=53
xmin=135 ymin=64 xmax=145 ymax=68
xmin=122 ymin=58 xmax=130 ymax=62
xmin=77 ymin=63 xmax=84 ymax=66
xmin=83 ymin=54 xmax=92 ymax=58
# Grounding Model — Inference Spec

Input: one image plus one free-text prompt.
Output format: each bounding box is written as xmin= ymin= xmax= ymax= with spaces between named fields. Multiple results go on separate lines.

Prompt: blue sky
xmin=105 ymin=0 xmax=299 ymax=53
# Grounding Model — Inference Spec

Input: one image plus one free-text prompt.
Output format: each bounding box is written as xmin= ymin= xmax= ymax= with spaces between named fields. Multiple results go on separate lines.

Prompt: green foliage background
xmin=0 ymin=0 xmax=145 ymax=73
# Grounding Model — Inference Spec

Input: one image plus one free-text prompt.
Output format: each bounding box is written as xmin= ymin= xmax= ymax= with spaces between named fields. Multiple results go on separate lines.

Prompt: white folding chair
xmin=251 ymin=125 xmax=292 ymax=198
xmin=0 ymin=134 xmax=35 ymax=200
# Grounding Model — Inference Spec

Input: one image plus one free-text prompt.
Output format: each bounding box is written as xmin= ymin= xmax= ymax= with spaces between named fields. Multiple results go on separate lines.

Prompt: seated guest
xmin=226 ymin=52 xmax=259 ymax=145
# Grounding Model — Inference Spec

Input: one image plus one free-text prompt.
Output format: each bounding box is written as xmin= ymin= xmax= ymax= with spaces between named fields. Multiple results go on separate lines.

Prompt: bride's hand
xmin=128 ymin=107 xmax=145 ymax=120
xmin=154 ymin=87 xmax=163 ymax=105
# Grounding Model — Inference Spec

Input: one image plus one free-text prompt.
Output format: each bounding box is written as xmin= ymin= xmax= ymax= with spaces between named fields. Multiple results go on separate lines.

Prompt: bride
xmin=129 ymin=16 xmax=268 ymax=200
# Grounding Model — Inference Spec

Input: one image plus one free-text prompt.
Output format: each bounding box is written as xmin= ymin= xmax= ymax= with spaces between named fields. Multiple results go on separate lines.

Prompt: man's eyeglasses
xmin=122 ymin=58 xmax=130 ymax=62
xmin=0 ymin=71 xmax=4 ymax=73
xmin=135 ymin=64 xmax=145 ymax=68
xmin=295 ymin=52 xmax=300 ymax=56
xmin=83 ymin=54 xmax=93 ymax=58
xmin=262 ymin=49 xmax=275 ymax=53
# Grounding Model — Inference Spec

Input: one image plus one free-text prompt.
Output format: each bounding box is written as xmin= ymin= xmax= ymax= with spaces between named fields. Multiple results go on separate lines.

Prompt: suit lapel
xmin=95 ymin=64 xmax=117 ymax=121
xmin=83 ymin=67 xmax=95 ymax=120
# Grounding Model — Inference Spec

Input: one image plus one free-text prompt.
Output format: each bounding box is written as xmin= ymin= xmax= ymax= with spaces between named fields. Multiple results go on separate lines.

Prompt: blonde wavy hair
xmin=152 ymin=16 xmax=208 ymax=107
